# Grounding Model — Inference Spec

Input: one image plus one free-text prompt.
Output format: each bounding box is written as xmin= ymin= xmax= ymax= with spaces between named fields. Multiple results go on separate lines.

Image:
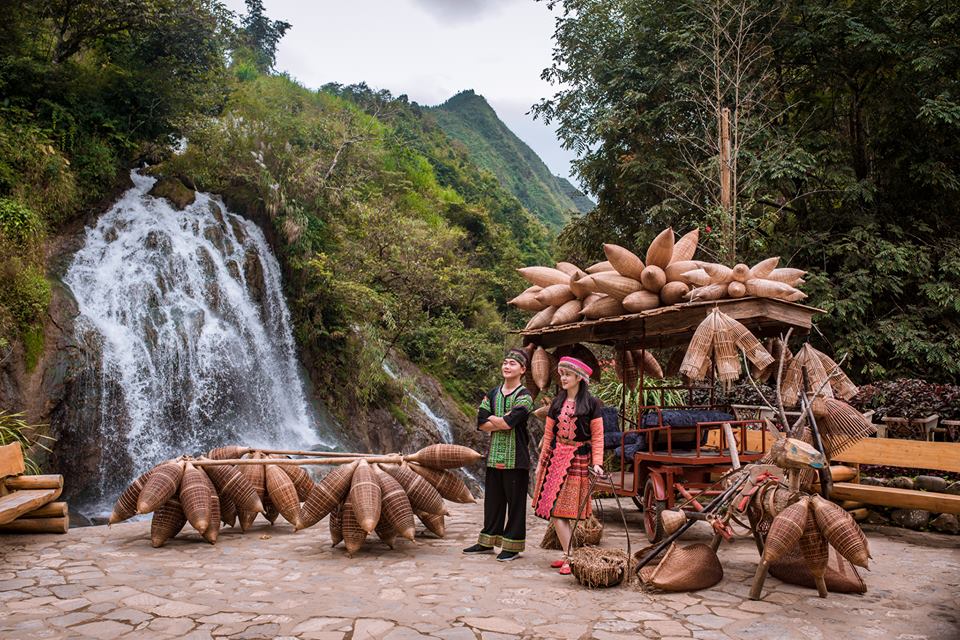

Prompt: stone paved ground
xmin=1 ymin=501 xmax=958 ymax=640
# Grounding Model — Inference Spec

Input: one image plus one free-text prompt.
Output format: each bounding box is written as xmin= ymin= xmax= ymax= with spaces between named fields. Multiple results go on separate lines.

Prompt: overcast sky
xmin=223 ymin=0 xmax=581 ymax=185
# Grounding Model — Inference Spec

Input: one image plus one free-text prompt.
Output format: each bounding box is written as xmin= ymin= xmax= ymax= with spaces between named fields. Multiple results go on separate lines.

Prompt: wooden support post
xmin=21 ymin=501 xmax=68 ymax=519
xmin=749 ymin=560 xmax=770 ymax=600
xmin=4 ymin=475 xmax=64 ymax=491
xmin=0 ymin=516 xmax=69 ymax=534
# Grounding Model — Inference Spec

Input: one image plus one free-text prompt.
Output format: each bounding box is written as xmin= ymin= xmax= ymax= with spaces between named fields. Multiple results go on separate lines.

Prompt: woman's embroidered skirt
xmin=532 ymin=443 xmax=592 ymax=520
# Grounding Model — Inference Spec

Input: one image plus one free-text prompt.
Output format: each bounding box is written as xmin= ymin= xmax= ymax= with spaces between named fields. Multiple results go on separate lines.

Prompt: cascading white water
xmin=64 ymin=170 xmax=333 ymax=509
xmin=381 ymin=361 xmax=454 ymax=443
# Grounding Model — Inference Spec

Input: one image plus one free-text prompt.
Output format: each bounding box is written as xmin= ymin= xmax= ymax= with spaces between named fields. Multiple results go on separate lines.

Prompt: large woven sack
xmin=301 ymin=460 xmax=359 ymax=529
xmin=645 ymin=227 xmax=674 ymax=269
xmin=220 ymin=491 xmax=237 ymax=528
xmin=603 ymin=243 xmax=645 ymax=280
xmin=329 ymin=503 xmax=343 ymax=546
xmin=202 ymin=461 xmax=263 ymax=514
xmin=591 ymin=273 xmax=643 ymax=300
xmin=277 ymin=458 xmax=315 ymax=501
xmin=571 ymin=547 xmax=632 ymax=588
xmin=762 ymin=497 xmax=809 ymax=564
xmin=179 ymin=462 xmax=212 ymax=534
xmin=671 ymin=228 xmax=699 ymax=263
xmin=265 ymin=464 xmax=302 ymax=528
xmin=110 ymin=468 xmax=153 ymax=525
xmin=640 ymin=265 xmax=666 ymax=293
xmin=769 ymin=547 xmax=866 ymax=593
xmin=409 ymin=463 xmax=474 ymax=503
xmin=349 ymin=460 xmax=382 ymax=533
xmin=551 ymin=299 xmax=582 ymax=325
xmin=537 ymin=283 xmax=576 ymax=307
xmin=375 ymin=519 xmax=397 ymax=549
xmin=525 ymin=305 xmax=557 ymax=330
xmin=659 ymin=281 xmax=689 ymax=305
xmin=138 ymin=461 xmax=184 ymax=515
xmin=417 ymin=511 xmax=446 ymax=537
xmin=202 ymin=484 xmax=221 ymax=545
xmin=532 ymin=347 xmax=552 ymax=389
xmin=585 ymin=260 xmax=613 ymax=274
xmin=518 ymin=266 xmax=570 ymax=288
xmin=150 ymin=498 xmax=187 ymax=548
xmin=341 ymin=499 xmax=366 ymax=557
xmin=208 ymin=445 xmax=248 ymax=460
xmin=380 ymin=463 xmax=447 ymax=515
xmin=639 ymin=543 xmax=723 ymax=591
xmin=405 ymin=444 xmax=483 ymax=470
xmin=581 ymin=295 xmax=624 ymax=319
xmin=749 ymin=257 xmax=780 ymax=279
xmin=375 ymin=466 xmax=416 ymax=540
xmin=810 ymin=495 xmax=870 ymax=568
xmin=622 ymin=290 xmax=660 ymax=313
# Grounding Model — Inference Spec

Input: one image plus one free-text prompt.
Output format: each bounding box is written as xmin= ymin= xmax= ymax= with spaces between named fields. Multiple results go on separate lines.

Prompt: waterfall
xmin=381 ymin=361 xmax=453 ymax=443
xmin=63 ymin=170 xmax=334 ymax=511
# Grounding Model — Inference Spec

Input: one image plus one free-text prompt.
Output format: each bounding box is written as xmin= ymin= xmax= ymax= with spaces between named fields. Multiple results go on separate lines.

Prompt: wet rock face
xmin=148 ymin=176 xmax=195 ymax=210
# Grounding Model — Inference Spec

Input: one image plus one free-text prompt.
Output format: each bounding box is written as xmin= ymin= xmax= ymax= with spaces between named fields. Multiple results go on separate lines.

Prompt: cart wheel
xmin=643 ymin=478 xmax=667 ymax=543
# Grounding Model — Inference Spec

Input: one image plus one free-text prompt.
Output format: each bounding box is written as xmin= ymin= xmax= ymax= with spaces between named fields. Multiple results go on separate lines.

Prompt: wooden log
xmin=830 ymin=482 xmax=960 ymax=515
xmin=0 ymin=488 xmax=62 ymax=525
xmin=848 ymin=508 xmax=869 ymax=521
xmin=749 ymin=560 xmax=769 ymax=601
xmin=20 ymin=501 xmax=68 ymax=519
xmin=0 ymin=515 xmax=69 ymax=534
xmin=4 ymin=475 xmax=63 ymax=491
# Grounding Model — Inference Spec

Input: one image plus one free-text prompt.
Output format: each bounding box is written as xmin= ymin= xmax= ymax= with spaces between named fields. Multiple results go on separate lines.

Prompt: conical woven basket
xmin=719 ymin=312 xmax=775 ymax=369
xmin=591 ymin=273 xmax=643 ymax=300
xmin=713 ymin=318 xmax=741 ymax=383
xmin=509 ymin=291 xmax=547 ymax=312
xmin=749 ymin=257 xmax=780 ymax=279
xmin=341 ymin=499 xmax=367 ymax=557
xmin=301 ymin=460 xmax=359 ymax=529
xmin=555 ymin=262 xmax=584 ymax=277
xmin=138 ymin=461 xmax=184 ymax=515
xmin=686 ymin=283 xmax=728 ymax=302
xmin=762 ymin=497 xmax=809 ymax=564
xmin=349 ymin=460 xmax=382 ymax=533
xmin=279 ymin=460 xmax=315 ymax=502
xmin=220 ymin=493 xmax=237 ymax=528
xmin=701 ymin=262 xmax=734 ymax=284
xmin=517 ymin=266 xmax=570 ymax=288
xmin=582 ymin=295 xmax=624 ymax=319
xmin=110 ymin=469 xmax=153 ymax=525
xmin=179 ymin=462 xmax=212 ymax=534
xmin=622 ymin=290 xmax=660 ymax=313
xmin=380 ymin=463 xmax=447 ymax=515
xmin=417 ymin=511 xmax=446 ymax=537
xmin=681 ymin=268 xmax=711 ymax=287
xmin=813 ymin=349 xmax=859 ymax=400
xmin=615 ymin=349 xmax=638 ymax=389
xmin=202 ymin=492 xmax=221 ymax=544
xmin=766 ymin=267 xmax=806 ymax=286
xmin=810 ymin=495 xmax=870 ymax=568
xmin=665 ymin=260 xmax=700 ymax=283
xmin=769 ymin=547 xmax=866 ymax=593
xmin=407 ymin=444 xmax=483 ymax=470
xmin=265 ymin=464 xmax=302 ymax=528
xmin=799 ymin=510 xmax=830 ymax=584
xmin=532 ymin=347 xmax=552 ymax=389
xmin=569 ymin=273 xmax=592 ymax=299
xmin=374 ymin=519 xmax=397 ymax=549
xmin=524 ymin=305 xmax=557 ymax=330
xmin=551 ymin=299 xmax=583 ymax=325
xmin=329 ymin=503 xmax=343 ymax=546
xmin=585 ymin=260 xmax=613 ymax=274
xmin=537 ymin=283 xmax=576 ymax=307
xmin=409 ymin=464 xmax=474 ymax=503
xmin=150 ymin=498 xmax=187 ymax=548
xmin=636 ymin=350 xmax=664 ymax=380
xmin=732 ymin=263 xmax=751 ymax=283
xmin=745 ymin=278 xmax=803 ymax=301
xmin=820 ymin=399 xmax=877 ymax=458
xmin=727 ymin=281 xmax=747 ymax=298
xmin=679 ymin=311 xmax=717 ymax=379
xmin=639 ymin=543 xmax=723 ymax=591
xmin=375 ymin=466 xmax=416 ymax=541
xmin=240 ymin=454 xmax=266 ymax=499
xmin=660 ymin=509 xmax=687 ymax=535
xmin=262 ymin=493 xmax=279 ymax=524
xmin=659 ymin=281 xmax=690 ymax=305
xmin=603 ymin=243 xmax=645 ymax=279
xmin=646 ymin=227 xmax=675 ymax=269
xmin=671 ymin=228 xmax=699 ymax=263
xmin=208 ymin=445 xmax=249 ymax=460
xmin=203 ymin=461 xmax=263 ymax=514
xmin=640 ymin=265 xmax=666 ymax=293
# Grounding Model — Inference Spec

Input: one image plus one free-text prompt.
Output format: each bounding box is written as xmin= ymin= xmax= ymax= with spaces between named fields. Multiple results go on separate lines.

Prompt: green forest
xmin=0 ymin=0 xmax=957 ymax=443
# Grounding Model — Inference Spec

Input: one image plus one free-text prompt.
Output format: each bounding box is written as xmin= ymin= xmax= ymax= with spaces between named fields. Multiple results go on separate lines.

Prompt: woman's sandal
xmin=558 ymin=562 xmax=572 ymax=575
xmin=550 ymin=557 xmax=565 ymax=569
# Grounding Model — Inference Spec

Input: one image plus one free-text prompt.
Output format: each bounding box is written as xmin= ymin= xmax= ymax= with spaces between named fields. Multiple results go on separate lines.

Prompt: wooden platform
xmin=0 ymin=443 xmax=68 ymax=532
xmin=518 ymin=297 xmax=823 ymax=349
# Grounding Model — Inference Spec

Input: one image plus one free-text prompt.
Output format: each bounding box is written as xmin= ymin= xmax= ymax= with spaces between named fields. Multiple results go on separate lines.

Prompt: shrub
xmin=0 ymin=197 xmax=44 ymax=245
xmin=851 ymin=379 xmax=960 ymax=422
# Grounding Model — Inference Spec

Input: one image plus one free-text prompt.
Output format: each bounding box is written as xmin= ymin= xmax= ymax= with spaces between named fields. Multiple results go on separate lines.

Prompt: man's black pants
xmin=477 ymin=467 xmax=528 ymax=552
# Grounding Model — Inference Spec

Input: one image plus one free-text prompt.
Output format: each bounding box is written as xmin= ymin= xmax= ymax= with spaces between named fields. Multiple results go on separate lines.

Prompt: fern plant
xmin=0 ymin=411 xmax=54 ymax=474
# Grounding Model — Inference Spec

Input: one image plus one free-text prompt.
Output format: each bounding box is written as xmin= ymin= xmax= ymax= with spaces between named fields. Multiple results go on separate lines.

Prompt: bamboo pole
xmin=252 ymin=449 xmax=379 ymax=458
xmin=192 ymin=455 xmax=405 ymax=467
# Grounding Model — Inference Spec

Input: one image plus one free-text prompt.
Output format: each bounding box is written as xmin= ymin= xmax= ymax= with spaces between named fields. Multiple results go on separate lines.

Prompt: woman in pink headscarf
xmin=531 ymin=356 xmax=604 ymax=575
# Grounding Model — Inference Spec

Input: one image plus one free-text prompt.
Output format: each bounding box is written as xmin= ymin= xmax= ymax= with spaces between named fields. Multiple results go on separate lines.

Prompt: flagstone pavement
xmin=1 ymin=500 xmax=957 ymax=640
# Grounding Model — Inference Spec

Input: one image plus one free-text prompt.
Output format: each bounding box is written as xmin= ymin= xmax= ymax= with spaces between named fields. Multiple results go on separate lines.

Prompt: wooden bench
xmin=830 ymin=437 xmax=960 ymax=515
xmin=0 ymin=442 xmax=68 ymax=533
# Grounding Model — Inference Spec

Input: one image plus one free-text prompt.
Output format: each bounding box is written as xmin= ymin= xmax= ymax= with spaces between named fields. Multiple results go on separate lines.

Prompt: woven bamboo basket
xmin=525 ymin=305 xmax=556 ymax=330
xmin=532 ymin=347 xmax=552 ymax=389
xmin=508 ymin=291 xmax=546 ymax=312
xmin=660 ymin=509 xmax=687 ymax=535
xmin=536 ymin=283 xmax=576 ymax=307
xmin=727 ymin=281 xmax=746 ymax=298
xmin=551 ymin=299 xmax=583 ymax=325
xmin=278 ymin=458 xmax=314 ymax=502
xmin=821 ymin=399 xmax=876 ymax=457
xmin=265 ymin=464 xmax=302 ymax=528
xmin=237 ymin=506 xmax=259 ymax=531
xmin=202 ymin=491 xmax=221 ymax=545
xmin=517 ymin=266 xmax=570 ymax=288
xmin=694 ymin=356 xmax=713 ymax=381
xmin=780 ymin=356 xmax=803 ymax=407
xmin=664 ymin=260 xmax=700 ymax=283
xmin=569 ymin=273 xmax=592 ymax=299
xmin=341 ymin=499 xmax=367 ymax=556
xmin=179 ymin=462 xmax=212 ymax=534
xmin=769 ymin=547 xmax=866 ymax=593
xmin=220 ymin=492 xmax=237 ymax=528
xmin=622 ymin=289 xmax=660 ymax=313
xmin=301 ymin=460 xmax=359 ymax=529
xmin=680 ymin=268 xmax=711 ymax=287
xmin=417 ymin=511 xmax=446 ymax=537
xmin=679 ymin=311 xmax=716 ymax=378
xmin=329 ymin=503 xmax=343 ymax=546
xmin=348 ymin=460 xmax=382 ymax=533
xmin=745 ymin=278 xmax=803 ymax=301
xmin=262 ymin=492 xmax=279 ymax=524
xmin=636 ymin=350 xmax=664 ymax=380
xmin=374 ymin=519 xmax=397 ymax=549
xmin=555 ymin=262 xmax=584 ymax=277
xmin=640 ymin=265 xmax=666 ymax=292
xmin=151 ymin=498 xmax=187 ymax=548
xmin=639 ymin=543 xmax=722 ymax=591
xmin=762 ymin=497 xmax=809 ymax=564
xmin=615 ymin=349 xmax=638 ymax=389
xmin=240 ymin=453 xmax=266 ymax=498
xmin=732 ymin=263 xmax=751 ymax=283
xmin=814 ymin=349 xmax=859 ymax=400
xmin=581 ymin=295 xmax=624 ymax=319
xmin=138 ymin=461 xmax=184 ymax=515
xmin=798 ymin=344 xmax=835 ymax=400
xmin=766 ymin=267 xmax=806 ymax=286
xmin=202 ymin=461 xmax=263 ymax=514
xmin=539 ymin=515 xmax=603 ymax=550
xmin=671 ymin=228 xmax=699 ymax=263
xmin=646 ymin=227 xmax=675 ymax=269
xmin=799 ymin=510 xmax=830 ymax=594
xmin=208 ymin=445 xmax=248 ymax=460
xmin=571 ymin=547 xmax=633 ymax=588
xmin=686 ymin=283 xmax=728 ymax=302
xmin=407 ymin=444 xmax=483 ymax=470
xmin=591 ymin=273 xmax=643 ymax=300
xmin=603 ymin=243 xmax=645 ymax=280
xmin=713 ymin=320 xmax=741 ymax=383
xmin=585 ymin=260 xmax=613 ymax=274
xmin=810 ymin=495 xmax=871 ymax=568
xmin=110 ymin=468 xmax=153 ymax=525
xmin=375 ymin=466 xmax=416 ymax=541
xmin=721 ymin=312 xmax=775 ymax=369
xmin=701 ymin=262 xmax=734 ymax=284
xmin=380 ymin=463 xmax=447 ymax=515
xmin=409 ymin=464 xmax=474 ymax=503
xmin=750 ymin=257 xmax=780 ymax=279
xmin=659 ymin=281 xmax=689 ymax=305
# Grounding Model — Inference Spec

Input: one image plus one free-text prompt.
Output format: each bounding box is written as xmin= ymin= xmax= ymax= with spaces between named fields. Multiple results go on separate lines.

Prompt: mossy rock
xmin=149 ymin=176 xmax=195 ymax=210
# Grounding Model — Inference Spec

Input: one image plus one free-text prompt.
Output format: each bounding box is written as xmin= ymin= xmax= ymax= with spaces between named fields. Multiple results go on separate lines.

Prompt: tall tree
xmin=239 ymin=0 xmax=291 ymax=72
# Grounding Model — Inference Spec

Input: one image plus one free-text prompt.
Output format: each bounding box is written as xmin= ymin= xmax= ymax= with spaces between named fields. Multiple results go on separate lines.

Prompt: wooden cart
xmin=521 ymin=297 xmax=822 ymax=542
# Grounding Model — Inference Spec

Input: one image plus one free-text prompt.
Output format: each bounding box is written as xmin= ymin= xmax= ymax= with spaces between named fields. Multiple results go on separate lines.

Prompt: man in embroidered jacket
xmin=462 ymin=348 xmax=534 ymax=561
